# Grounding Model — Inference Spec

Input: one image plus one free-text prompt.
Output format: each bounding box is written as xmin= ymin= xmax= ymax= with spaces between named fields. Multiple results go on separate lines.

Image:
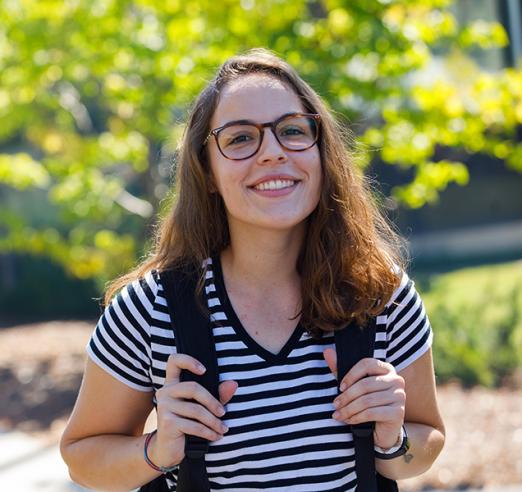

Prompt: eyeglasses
xmin=204 ymin=112 xmax=321 ymax=160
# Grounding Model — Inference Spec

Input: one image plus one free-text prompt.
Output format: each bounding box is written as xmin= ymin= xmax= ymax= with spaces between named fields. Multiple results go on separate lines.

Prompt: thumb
xmin=164 ymin=354 xmax=183 ymax=384
xmin=323 ymin=348 xmax=338 ymax=380
xmin=165 ymin=353 xmax=205 ymax=384
xmin=218 ymin=380 xmax=238 ymax=406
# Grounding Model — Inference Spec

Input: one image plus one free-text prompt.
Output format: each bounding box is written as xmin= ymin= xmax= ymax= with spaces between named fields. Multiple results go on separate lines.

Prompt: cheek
xmin=310 ymin=156 xmax=323 ymax=208
xmin=208 ymin=155 xmax=228 ymax=196
xmin=209 ymin=163 xmax=243 ymax=204
xmin=308 ymin=152 xmax=323 ymax=189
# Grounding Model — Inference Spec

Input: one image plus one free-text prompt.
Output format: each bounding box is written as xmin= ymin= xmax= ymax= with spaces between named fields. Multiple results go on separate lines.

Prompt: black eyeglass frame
xmin=203 ymin=112 xmax=321 ymax=161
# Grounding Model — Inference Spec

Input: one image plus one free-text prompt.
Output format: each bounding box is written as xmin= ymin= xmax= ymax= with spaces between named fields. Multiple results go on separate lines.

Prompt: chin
xmin=256 ymin=215 xmax=309 ymax=231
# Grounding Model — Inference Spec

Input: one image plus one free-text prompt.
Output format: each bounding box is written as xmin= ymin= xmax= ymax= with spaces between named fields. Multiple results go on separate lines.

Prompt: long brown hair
xmin=105 ymin=48 xmax=406 ymax=335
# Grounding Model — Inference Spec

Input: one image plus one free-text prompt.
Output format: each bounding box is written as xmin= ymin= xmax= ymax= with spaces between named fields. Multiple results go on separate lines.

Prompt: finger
xmin=219 ymin=380 xmax=238 ymax=406
xmin=173 ymin=400 xmax=229 ymax=435
xmin=333 ymin=389 xmax=399 ymax=422
xmin=165 ymin=353 xmax=206 ymax=384
xmin=340 ymin=358 xmax=394 ymax=391
xmin=334 ymin=374 xmax=397 ymax=407
xmin=168 ymin=381 xmax=225 ymax=417
xmin=323 ymin=348 xmax=338 ymax=379
xmin=173 ymin=415 xmax=224 ymax=441
xmin=345 ymin=403 xmax=404 ymax=426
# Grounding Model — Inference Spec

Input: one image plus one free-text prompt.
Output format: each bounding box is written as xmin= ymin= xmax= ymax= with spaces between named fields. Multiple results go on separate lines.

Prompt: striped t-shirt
xmin=88 ymin=258 xmax=432 ymax=491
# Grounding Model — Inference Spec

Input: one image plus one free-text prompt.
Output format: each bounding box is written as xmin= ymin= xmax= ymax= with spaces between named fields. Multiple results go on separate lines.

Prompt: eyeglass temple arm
xmin=203 ymin=131 xmax=213 ymax=146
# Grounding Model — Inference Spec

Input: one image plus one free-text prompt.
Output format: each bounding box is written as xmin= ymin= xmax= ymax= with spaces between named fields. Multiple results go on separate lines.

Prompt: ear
xmin=207 ymin=173 xmax=218 ymax=193
xmin=199 ymin=145 xmax=218 ymax=193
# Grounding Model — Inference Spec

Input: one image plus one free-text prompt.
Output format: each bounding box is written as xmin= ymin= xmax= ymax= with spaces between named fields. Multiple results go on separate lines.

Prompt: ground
xmin=0 ymin=320 xmax=521 ymax=490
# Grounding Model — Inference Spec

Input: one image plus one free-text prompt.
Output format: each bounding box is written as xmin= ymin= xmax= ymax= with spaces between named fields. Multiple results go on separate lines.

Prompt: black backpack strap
xmin=159 ymin=267 xmax=218 ymax=492
xmin=154 ymin=267 xmax=397 ymax=492
xmin=377 ymin=472 xmax=399 ymax=492
xmin=139 ymin=475 xmax=170 ymax=492
xmin=335 ymin=318 xmax=378 ymax=492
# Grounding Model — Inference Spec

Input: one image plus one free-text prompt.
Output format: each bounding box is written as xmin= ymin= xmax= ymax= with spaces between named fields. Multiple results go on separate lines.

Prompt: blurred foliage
xmin=0 ymin=254 xmax=100 ymax=320
xmin=421 ymin=260 xmax=522 ymax=387
xmin=1 ymin=0 xmax=521 ymax=284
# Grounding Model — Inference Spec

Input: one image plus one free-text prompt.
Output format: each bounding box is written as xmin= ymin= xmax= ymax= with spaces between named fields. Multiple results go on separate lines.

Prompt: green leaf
xmin=0 ymin=153 xmax=50 ymax=189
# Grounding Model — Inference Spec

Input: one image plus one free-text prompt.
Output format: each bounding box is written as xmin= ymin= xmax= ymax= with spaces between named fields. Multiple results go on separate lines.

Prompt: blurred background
xmin=0 ymin=0 xmax=521 ymax=490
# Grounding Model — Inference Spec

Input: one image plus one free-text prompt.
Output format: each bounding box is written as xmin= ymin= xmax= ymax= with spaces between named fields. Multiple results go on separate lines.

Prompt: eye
xmin=228 ymin=134 xmax=253 ymax=146
xmin=219 ymin=125 xmax=258 ymax=148
xmin=280 ymin=125 xmax=306 ymax=136
xmin=278 ymin=123 xmax=310 ymax=139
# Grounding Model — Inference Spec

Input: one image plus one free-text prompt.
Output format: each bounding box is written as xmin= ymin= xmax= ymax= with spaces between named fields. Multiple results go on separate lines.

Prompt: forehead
xmin=211 ymin=75 xmax=305 ymax=127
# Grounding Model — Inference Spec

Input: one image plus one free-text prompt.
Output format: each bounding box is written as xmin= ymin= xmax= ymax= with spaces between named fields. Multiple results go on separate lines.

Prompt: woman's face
xmin=207 ymin=75 xmax=322 ymax=235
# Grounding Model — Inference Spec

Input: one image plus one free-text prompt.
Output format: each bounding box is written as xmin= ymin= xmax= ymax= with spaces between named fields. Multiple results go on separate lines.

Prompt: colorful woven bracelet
xmin=143 ymin=430 xmax=178 ymax=473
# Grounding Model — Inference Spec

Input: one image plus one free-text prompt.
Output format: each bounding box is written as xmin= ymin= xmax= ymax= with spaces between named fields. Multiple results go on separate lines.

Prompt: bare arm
xmin=324 ymin=347 xmax=445 ymax=480
xmin=61 ymin=355 xmax=237 ymax=491
xmin=376 ymin=349 xmax=445 ymax=479
xmin=60 ymin=359 xmax=160 ymax=491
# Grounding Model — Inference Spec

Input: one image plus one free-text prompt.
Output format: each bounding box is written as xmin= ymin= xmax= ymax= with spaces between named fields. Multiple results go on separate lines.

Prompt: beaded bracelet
xmin=143 ymin=430 xmax=178 ymax=473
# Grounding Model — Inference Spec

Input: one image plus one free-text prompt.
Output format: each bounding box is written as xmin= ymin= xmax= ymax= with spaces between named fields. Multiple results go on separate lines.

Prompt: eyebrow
xmin=219 ymin=118 xmax=254 ymax=128
xmin=217 ymin=112 xmax=301 ymax=129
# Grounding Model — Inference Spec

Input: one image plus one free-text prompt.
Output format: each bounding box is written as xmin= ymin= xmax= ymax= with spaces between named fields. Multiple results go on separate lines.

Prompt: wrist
xmin=143 ymin=430 xmax=179 ymax=473
xmin=374 ymin=425 xmax=410 ymax=460
xmin=374 ymin=426 xmax=403 ymax=452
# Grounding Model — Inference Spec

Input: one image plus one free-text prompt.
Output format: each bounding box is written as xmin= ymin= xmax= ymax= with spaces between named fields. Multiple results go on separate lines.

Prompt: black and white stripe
xmin=87 ymin=258 xmax=432 ymax=491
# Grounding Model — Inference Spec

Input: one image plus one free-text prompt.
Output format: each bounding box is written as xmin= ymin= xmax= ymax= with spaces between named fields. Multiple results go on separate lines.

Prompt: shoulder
xmin=385 ymin=269 xmax=415 ymax=312
xmin=103 ymin=270 xmax=165 ymax=337
xmin=379 ymin=269 xmax=432 ymax=371
xmin=382 ymin=268 xmax=425 ymax=328
xmin=88 ymin=270 xmax=165 ymax=392
xmin=119 ymin=270 xmax=162 ymax=303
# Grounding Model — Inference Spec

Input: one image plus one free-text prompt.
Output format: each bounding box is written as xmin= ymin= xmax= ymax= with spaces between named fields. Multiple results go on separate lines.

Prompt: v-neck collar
xmin=211 ymin=256 xmax=304 ymax=364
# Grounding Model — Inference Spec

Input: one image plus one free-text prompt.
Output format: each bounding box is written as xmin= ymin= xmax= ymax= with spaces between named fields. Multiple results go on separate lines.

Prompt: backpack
xmin=140 ymin=268 xmax=398 ymax=492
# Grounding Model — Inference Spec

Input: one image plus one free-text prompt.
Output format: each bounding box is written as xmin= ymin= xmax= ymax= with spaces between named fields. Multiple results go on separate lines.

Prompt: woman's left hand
xmin=323 ymin=348 xmax=406 ymax=450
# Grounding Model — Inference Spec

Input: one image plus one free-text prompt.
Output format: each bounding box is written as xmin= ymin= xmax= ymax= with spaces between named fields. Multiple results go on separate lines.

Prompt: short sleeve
xmin=382 ymin=271 xmax=433 ymax=372
xmin=87 ymin=271 xmax=160 ymax=392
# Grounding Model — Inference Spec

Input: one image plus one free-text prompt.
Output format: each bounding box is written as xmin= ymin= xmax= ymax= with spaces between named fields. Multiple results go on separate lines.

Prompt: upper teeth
xmin=254 ymin=179 xmax=295 ymax=191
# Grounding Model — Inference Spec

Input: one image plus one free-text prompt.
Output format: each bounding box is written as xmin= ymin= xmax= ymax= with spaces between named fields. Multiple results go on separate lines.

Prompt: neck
xmin=220 ymin=222 xmax=306 ymax=290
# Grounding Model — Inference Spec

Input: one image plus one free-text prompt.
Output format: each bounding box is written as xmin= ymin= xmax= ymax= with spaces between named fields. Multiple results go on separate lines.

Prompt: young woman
xmin=61 ymin=49 xmax=445 ymax=491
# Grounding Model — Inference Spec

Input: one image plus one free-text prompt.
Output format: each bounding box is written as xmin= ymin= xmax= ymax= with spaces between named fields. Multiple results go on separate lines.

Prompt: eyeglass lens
xmin=217 ymin=115 xmax=318 ymax=160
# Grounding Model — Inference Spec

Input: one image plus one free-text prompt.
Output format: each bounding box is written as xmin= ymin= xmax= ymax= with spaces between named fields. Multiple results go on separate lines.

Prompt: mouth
xmin=249 ymin=179 xmax=299 ymax=191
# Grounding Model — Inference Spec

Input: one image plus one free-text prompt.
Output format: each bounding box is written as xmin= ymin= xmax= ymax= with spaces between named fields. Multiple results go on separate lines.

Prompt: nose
xmin=256 ymin=129 xmax=287 ymax=165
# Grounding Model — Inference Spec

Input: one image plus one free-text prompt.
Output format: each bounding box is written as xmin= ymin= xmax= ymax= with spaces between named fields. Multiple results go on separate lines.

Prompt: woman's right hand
xmin=148 ymin=353 xmax=238 ymax=469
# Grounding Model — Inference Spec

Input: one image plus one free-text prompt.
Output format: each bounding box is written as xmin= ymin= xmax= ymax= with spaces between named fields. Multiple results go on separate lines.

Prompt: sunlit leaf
xmin=0 ymin=153 xmax=50 ymax=189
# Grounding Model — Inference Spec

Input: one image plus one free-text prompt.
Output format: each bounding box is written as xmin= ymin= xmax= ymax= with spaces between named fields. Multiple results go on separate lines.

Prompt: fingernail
xmin=332 ymin=411 xmax=340 ymax=419
xmin=217 ymin=406 xmax=225 ymax=416
xmin=340 ymin=383 xmax=347 ymax=392
xmin=197 ymin=363 xmax=206 ymax=373
xmin=333 ymin=400 xmax=340 ymax=409
xmin=221 ymin=424 xmax=229 ymax=433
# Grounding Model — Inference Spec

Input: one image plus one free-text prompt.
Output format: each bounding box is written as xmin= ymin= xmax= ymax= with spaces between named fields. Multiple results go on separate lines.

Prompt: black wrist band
xmin=374 ymin=425 xmax=410 ymax=460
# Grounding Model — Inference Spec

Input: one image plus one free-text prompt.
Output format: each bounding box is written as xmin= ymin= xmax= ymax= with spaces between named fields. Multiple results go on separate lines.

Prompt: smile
xmin=252 ymin=179 xmax=297 ymax=191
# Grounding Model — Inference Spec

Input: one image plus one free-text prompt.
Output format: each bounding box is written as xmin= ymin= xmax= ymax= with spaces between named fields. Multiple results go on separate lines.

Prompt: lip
xmin=248 ymin=174 xmax=301 ymax=188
